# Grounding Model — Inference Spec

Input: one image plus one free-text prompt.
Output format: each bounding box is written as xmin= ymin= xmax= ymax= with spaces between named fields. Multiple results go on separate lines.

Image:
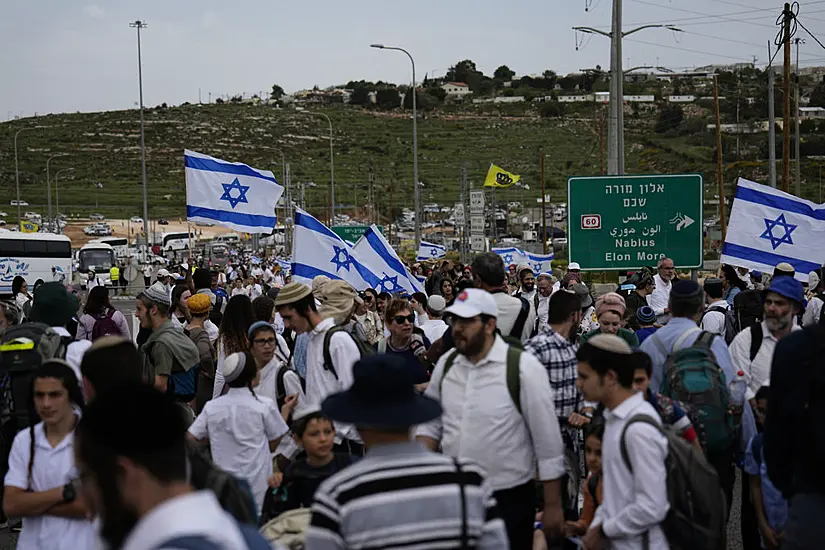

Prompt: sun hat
xmin=636 ymin=305 xmax=656 ymax=325
xmin=311 ymin=275 xmax=331 ymax=298
xmin=222 ymin=351 xmax=250 ymax=384
xmin=273 ymin=282 xmax=312 ymax=307
xmin=142 ymin=282 xmax=172 ymax=306
xmin=157 ymin=268 xmax=170 ymax=278
xmin=247 ymin=320 xmax=276 ymax=340
xmin=185 ymin=293 xmax=211 ymax=315
xmin=570 ymin=283 xmax=593 ymax=309
xmin=29 ymin=283 xmax=79 ymax=327
xmin=595 ymin=292 xmax=626 ymax=318
xmin=321 ymin=354 xmax=442 ymax=429
xmin=319 ymin=281 xmax=358 ymax=324
xmin=427 ymin=295 xmax=446 ymax=314
xmin=763 ymin=276 xmax=805 ymax=307
xmin=443 ymin=288 xmax=498 ymax=319
xmin=568 ymin=262 xmax=581 ymax=271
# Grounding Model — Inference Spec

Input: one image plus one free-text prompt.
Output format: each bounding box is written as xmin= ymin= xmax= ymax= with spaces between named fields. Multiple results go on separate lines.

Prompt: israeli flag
xmin=525 ymin=251 xmax=555 ymax=274
xmin=492 ymin=247 xmax=528 ymax=267
xmin=417 ymin=241 xmax=446 ymax=261
xmin=185 ymin=150 xmax=283 ymax=233
xmin=721 ymin=178 xmax=825 ymax=283
xmin=353 ymin=225 xmax=426 ymax=294
xmin=291 ymin=208 xmax=376 ymax=290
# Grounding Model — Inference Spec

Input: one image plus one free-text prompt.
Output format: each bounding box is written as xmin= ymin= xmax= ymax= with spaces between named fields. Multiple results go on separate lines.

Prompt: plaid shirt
xmin=524 ymin=327 xmax=582 ymax=420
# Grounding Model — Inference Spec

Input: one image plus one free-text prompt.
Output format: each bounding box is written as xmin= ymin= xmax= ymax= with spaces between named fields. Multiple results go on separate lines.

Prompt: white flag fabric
xmin=493 ymin=247 xmax=555 ymax=274
xmin=721 ymin=178 xmax=825 ymax=283
xmin=417 ymin=241 xmax=446 ymax=261
xmin=185 ymin=150 xmax=283 ymax=233
xmin=353 ymin=226 xmax=426 ymax=295
xmin=492 ymin=247 xmax=528 ymax=268
xmin=524 ymin=250 xmax=555 ymax=274
xmin=291 ymin=209 xmax=375 ymax=290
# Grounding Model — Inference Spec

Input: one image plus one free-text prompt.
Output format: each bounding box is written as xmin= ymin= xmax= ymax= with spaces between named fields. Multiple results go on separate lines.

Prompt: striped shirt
xmin=306 ymin=442 xmax=509 ymax=550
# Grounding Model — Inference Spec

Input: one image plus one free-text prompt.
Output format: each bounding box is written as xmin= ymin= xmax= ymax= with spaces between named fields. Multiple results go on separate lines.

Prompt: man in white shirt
xmin=700 ymin=277 xmax=730 ymax=340
xmin=142 ymin=264 xmax=153 ymax=288
xmin=803 ymin=268 xmax=824 ymax=327
xmin=416 ymin=288 xmax=566 ymax=549
xmin=74 ymin=384 xmax=272 ymax=550
xmin=419 ymin=295 xmax=449 ymax=343
xmin=86 ymin=270 xmax=103 ymax=292
xmin=576 ymin=334 xmax=670 ymax=550
xmin=274 ymin=282 xmax=363 ymax=455
xmin=647 ymin=257 xmax=675 ymax=325
xmin=513 ymin=263 xmax=537 ymax=303
xmin=730 ymin=276 xmax=804 ymax=403
xmin=471 ymin=252 xmax=535 ymax=342
xmin=535 ymin=273 xmax=554 ymax=333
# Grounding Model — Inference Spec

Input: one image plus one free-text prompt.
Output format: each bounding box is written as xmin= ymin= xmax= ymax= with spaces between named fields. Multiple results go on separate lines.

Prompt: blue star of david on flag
xmin=430 ymin=247 xmax=440 ymax=257
xmin=378 ymin=273 xmax=404 ymax=293
xmin=502 ymin=254 xmax=514 ymax=264
xmin=760 ymin=213 xmax=797 ymax=250
xmin=219 ymin=178 xmax=250 ymax=209
xmin=532 ymin=262 xmax=543 ymax=273
xmin=330 ymin=245 xmax=351 ymax=272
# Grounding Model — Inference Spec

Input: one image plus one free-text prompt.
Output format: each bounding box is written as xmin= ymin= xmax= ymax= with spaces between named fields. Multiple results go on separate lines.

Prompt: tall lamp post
xmin=129 ymin=20 xmax=150 ymax=256
xmin=14 ymin=126 xmax=46 ymax=223
xmin=46 ymin=153 xmax=67 ymax=225
xmin=371 ymin=43 xmax=420 ymax=248
xmin=54 ymin=168 xmax=74 ymax=231
xmin=296 ymin=110 xmax=334 ymax=223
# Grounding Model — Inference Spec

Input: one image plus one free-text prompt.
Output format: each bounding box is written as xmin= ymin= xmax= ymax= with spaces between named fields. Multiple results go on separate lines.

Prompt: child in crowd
xmin=634 ymin=305 xmax=659 ymax=344
xmin=260 ymin=407 xmax=356 ymax=523
xmin=745 ymin=386 xmax=788 ymax=550
xmin=565 ymin=422 xmax=604 ymax=538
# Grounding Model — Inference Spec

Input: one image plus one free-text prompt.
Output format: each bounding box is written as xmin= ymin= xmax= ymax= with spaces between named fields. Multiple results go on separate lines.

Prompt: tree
xmin=494 ymin=65 xmax=515 ymax=81
xmin=539 ymin=102 xmax=565 ymax=118
xmin=376 ymin=88 xmax=401 ymax=109
xmin=270 ymin=84 xmax=285 ymax=100
xmin=810 ymin=82 xmax=825 ymax=107
xmin=445 ymin=59 xmax=484 ymax=92
xmin=655 ymin=104 xmax=684 ymax=133
xmin=349 ymin=87 xmax=371 ymax=106
xmin=426 ymin=86 xmax=447 ymax=102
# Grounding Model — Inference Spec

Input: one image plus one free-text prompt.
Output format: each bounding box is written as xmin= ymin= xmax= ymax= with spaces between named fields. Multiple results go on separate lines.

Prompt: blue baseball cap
xmin=763 ymin=276 xmax=804 ymax=306
xmin=248 ymin=320 xmax=276 ymax=339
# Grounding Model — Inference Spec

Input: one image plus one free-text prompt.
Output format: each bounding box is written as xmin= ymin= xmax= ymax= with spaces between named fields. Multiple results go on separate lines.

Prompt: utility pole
xmin=461 ymin=161 xmax=468 ymax=264
xmin=794 ymin=37 xmax=805 ymax=196
xmin=540 ymin=150 xmax=547 ymax=254
xmin=368 ymin=166 xmax=374 ymax=225
xmin=768 ymin=60 xmax=777 ymax=188
xmin=714 ymin=75 xmax=727 ymax=239
xmin=388 ymin=179 xmax=394 ymax=244
xmin=736 ymin=71 xmax=741 ymax=159
xmin=783 ymin=3 xmax=792 ymax=192
xmin=130 ymin=20 xmax=150 ymax=257
xmin=599 ymin=109 xmax=606 ymax=174
xmin=285 ymin=163 xmax=292 ymax=253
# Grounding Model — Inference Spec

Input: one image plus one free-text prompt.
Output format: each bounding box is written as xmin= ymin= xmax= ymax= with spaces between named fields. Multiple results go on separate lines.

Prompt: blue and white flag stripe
xmin=185 ymin=149 xmax=283 ymax=233
xmin=492 ymin=247 xmax=554 ymax=274
xmin=417 ymin=241 xmax=447 ymax=261
xmin=721 ymin=178 xmax=825 ymax=283
xmin=354 ymin=226 xmax=426 ymax=294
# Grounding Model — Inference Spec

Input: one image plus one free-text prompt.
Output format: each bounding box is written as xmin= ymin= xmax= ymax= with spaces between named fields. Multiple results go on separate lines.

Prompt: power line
xmin=624 ymin=37 xmax=759 ymax=62
xmin=629 ymin=0 xmax=782 ymax=30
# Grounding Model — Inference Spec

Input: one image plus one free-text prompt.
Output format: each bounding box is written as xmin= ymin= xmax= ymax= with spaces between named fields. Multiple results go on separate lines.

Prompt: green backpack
xmin=658 ymin=330 xmax=735 ymax=454
xmin=322 ymin=326 xmax=375 ymax=380
xmin=439 ymin=345 xmax=523 ymax=414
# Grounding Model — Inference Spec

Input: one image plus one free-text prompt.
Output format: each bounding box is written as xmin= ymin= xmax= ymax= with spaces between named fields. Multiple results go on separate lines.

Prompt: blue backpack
xmin=657 ymin=329 xmax=736 ymax=454
xmin=155 ymin=524 xmax=271 ymax=550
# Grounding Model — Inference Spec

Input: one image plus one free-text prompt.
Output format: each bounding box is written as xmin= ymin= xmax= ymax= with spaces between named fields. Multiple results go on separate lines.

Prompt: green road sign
xmin=331 ymin=225 xmax=383 ymax=242
xmin=567 ymin=174 xmax=703 ymax=270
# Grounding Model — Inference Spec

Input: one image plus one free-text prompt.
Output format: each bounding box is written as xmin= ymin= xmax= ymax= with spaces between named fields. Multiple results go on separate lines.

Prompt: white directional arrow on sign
xmin=677 ymin=214 xmax=694 ymax=232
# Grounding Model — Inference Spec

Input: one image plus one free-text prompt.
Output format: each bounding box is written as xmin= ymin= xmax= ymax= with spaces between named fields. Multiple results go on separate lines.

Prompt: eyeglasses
xmin=392 ymin=314 xmax=415 ymax=325
xmin=252 ymin=337 xmax=277 ymax=346
xmin=363 ymin=295 xmax=373 ymax=302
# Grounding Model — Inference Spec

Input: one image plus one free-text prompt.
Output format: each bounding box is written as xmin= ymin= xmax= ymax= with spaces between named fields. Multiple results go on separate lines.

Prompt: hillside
xmin=0 ymin=101 xmax=810 ymax=227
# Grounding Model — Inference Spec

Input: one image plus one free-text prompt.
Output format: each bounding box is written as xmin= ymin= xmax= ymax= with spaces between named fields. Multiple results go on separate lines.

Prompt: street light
xmin=54 ymin=168 xmax=74 ymax=231
xmin=129 ymin=20 xmax=150 ymax=256
xmin=371 ymin=43 xmax=420 ymax=249
xmin=14 ymin=125 xmax=46 ymax=222
xmin=573 ymin=22 xmax=681 ymax=174
xmin=46 ymin=153 xmax=67 ymax=224
xmin=295 ymin=109 xmax=334 ymax=223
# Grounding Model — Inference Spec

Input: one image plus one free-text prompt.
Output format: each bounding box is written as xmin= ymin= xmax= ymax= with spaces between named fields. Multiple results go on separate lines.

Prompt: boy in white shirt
xmin=575 ymin=334 xmax=670 ymax=550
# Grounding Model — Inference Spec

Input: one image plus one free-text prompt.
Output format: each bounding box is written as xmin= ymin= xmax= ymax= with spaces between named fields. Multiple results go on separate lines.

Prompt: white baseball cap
xmin=157 ymin=268 xmax=171 ymax=278
xmin=568 ymin=262 xmax=581 ymax=271
xmin=444 ymin=288 xmax=498 ymax=319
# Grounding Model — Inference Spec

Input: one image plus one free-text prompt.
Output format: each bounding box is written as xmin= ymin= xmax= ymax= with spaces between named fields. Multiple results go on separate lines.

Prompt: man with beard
xmin=730 ymin=276 xmax=804 ymax=406
xmin=647 ymin=257 xmax=676 ymax=325
xmin=415 ymin=288 xmax=566 ymax=549
xmin=535 ymin=273 xmax=554 ymax=333
xmin=73 ymin=385 xmax=272 ymax=550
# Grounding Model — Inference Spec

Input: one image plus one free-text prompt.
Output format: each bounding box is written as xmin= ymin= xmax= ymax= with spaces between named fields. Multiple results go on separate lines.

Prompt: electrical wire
xmin=624 ymin=37 xmax=760 ymax=61
xmin=797 ymin=18 xmax=825 ymax=51
xmin=629 ymin=0 xmax=781 ymax=30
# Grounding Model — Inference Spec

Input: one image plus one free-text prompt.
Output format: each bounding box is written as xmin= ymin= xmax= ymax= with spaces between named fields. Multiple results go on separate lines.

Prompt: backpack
xmin=439 ymin=345 xmax=522 ymax=414
xmin=620 ymin=415 xmax=727 ymax=550
xmin=188 ymin=445 xmax=259 ymax=526
xmin=657 ymin=330 xmax=736 ymax=454
xmin=259 ymin=508 xmax=311 ymax=550
xmin=90 ymin=308 xmax=121 ymax=341
xmin=700 ymin=305 xmax=737 ymax=345
xmin=155 ymin=524 xmax=271 ymax=550
xmin=322 ymin=326 xmax=375 ymax=380
xmin=510 ymin=295 xmax=530 ymax=340
xmin=748 ymin=324 xmax=764 ymax=363
xmin=209 ymin=294 xmax=224 ymax=328
xmin=733 ymin=289 xmax=762 ymax=333
xmin=275 ymin=364 xmax=305 ymax=412
xmin=0 ymin=323 xmax=72 ymax=429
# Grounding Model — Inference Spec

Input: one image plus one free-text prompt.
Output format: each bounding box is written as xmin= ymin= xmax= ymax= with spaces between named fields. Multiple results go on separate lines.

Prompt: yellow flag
xmin=19 ymin=221 xmax=39 ymax=233
xmin=484 ymin=164 xmax=520 ymax=188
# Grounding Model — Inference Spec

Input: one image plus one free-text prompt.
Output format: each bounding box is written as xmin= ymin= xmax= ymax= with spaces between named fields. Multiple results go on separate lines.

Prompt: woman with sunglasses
xmin=354 ymin=291 xmax=382 ymax=345
xmin=377 ymin=299 xmax=431 ymax=389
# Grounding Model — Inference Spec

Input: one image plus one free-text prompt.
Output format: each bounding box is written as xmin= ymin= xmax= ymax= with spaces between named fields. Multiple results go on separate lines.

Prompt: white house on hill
xmin=441 ymin=82 xmax=471 ymax=97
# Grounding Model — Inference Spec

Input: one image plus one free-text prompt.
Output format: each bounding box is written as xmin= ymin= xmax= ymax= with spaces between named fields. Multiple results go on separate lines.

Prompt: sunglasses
xmin=363 ymin=295 xmax=373 ymax=302
xmin=392 ymin=314 xmax=415 ymax=325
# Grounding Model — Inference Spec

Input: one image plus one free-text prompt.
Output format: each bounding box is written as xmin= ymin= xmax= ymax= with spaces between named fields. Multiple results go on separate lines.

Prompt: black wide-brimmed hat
xmin=321 ymin=354 xmax=442 ymax=429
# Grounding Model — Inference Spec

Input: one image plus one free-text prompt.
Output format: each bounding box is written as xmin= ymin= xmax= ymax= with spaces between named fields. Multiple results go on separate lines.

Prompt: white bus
xmin=214 ymin=233 xmax=241 ymax=245
xmin=0 ymin=231 xmax=73 ymax=295
xmin=89 ymin=237 xmax=130 ymax=258
xmin=77 ymin=242 xmax=115 ymax=288
xmin=161 ymin=231 xmax=194 ymax=253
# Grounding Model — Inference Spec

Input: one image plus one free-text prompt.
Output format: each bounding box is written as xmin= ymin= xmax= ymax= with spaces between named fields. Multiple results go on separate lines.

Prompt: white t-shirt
xmin=188 ymin=388 xmax=288 ymax=511
xmin=420 ymin=319 xmax=449 ymax=343
xmin=4 ymin=421 xmax=97 ymax=550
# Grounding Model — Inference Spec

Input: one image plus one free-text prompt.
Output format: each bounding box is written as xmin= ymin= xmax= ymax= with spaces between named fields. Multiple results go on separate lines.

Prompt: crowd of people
xmin=0 ymin=249 xmax=823 ymax=550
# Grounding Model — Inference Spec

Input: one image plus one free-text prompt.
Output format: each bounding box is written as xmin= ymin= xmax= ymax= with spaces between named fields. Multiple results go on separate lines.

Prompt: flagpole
xmin=540 ymin=149 xmax=547 ymax=255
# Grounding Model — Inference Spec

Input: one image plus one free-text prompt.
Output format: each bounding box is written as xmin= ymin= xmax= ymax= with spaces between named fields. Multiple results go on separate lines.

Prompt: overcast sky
xmin=4 ymin=0 xmax=825 ymax=117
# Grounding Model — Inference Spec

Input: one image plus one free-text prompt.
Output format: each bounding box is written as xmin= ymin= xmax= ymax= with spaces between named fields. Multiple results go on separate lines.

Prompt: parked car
xmin=130 ymin=216 xmax=143 ymax=223
xmin=24 ymin=212 xmax=39 ymax=220
xmin=10 ymin=200 xmax=28 ymax=206
xmin=90 ymin=213 xmax=105 ymax=221
xmin=0 ymin=211 xmax=7 ymax=217
xmin=158 ymin=218 xmax=169 ymax=225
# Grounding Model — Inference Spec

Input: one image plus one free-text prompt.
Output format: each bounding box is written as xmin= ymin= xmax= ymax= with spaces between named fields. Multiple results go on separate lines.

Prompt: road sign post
xmin=567 ymin=174 xmax=703 ymax=270
xmin=469 ymin=190 xmax=486 ymax=252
